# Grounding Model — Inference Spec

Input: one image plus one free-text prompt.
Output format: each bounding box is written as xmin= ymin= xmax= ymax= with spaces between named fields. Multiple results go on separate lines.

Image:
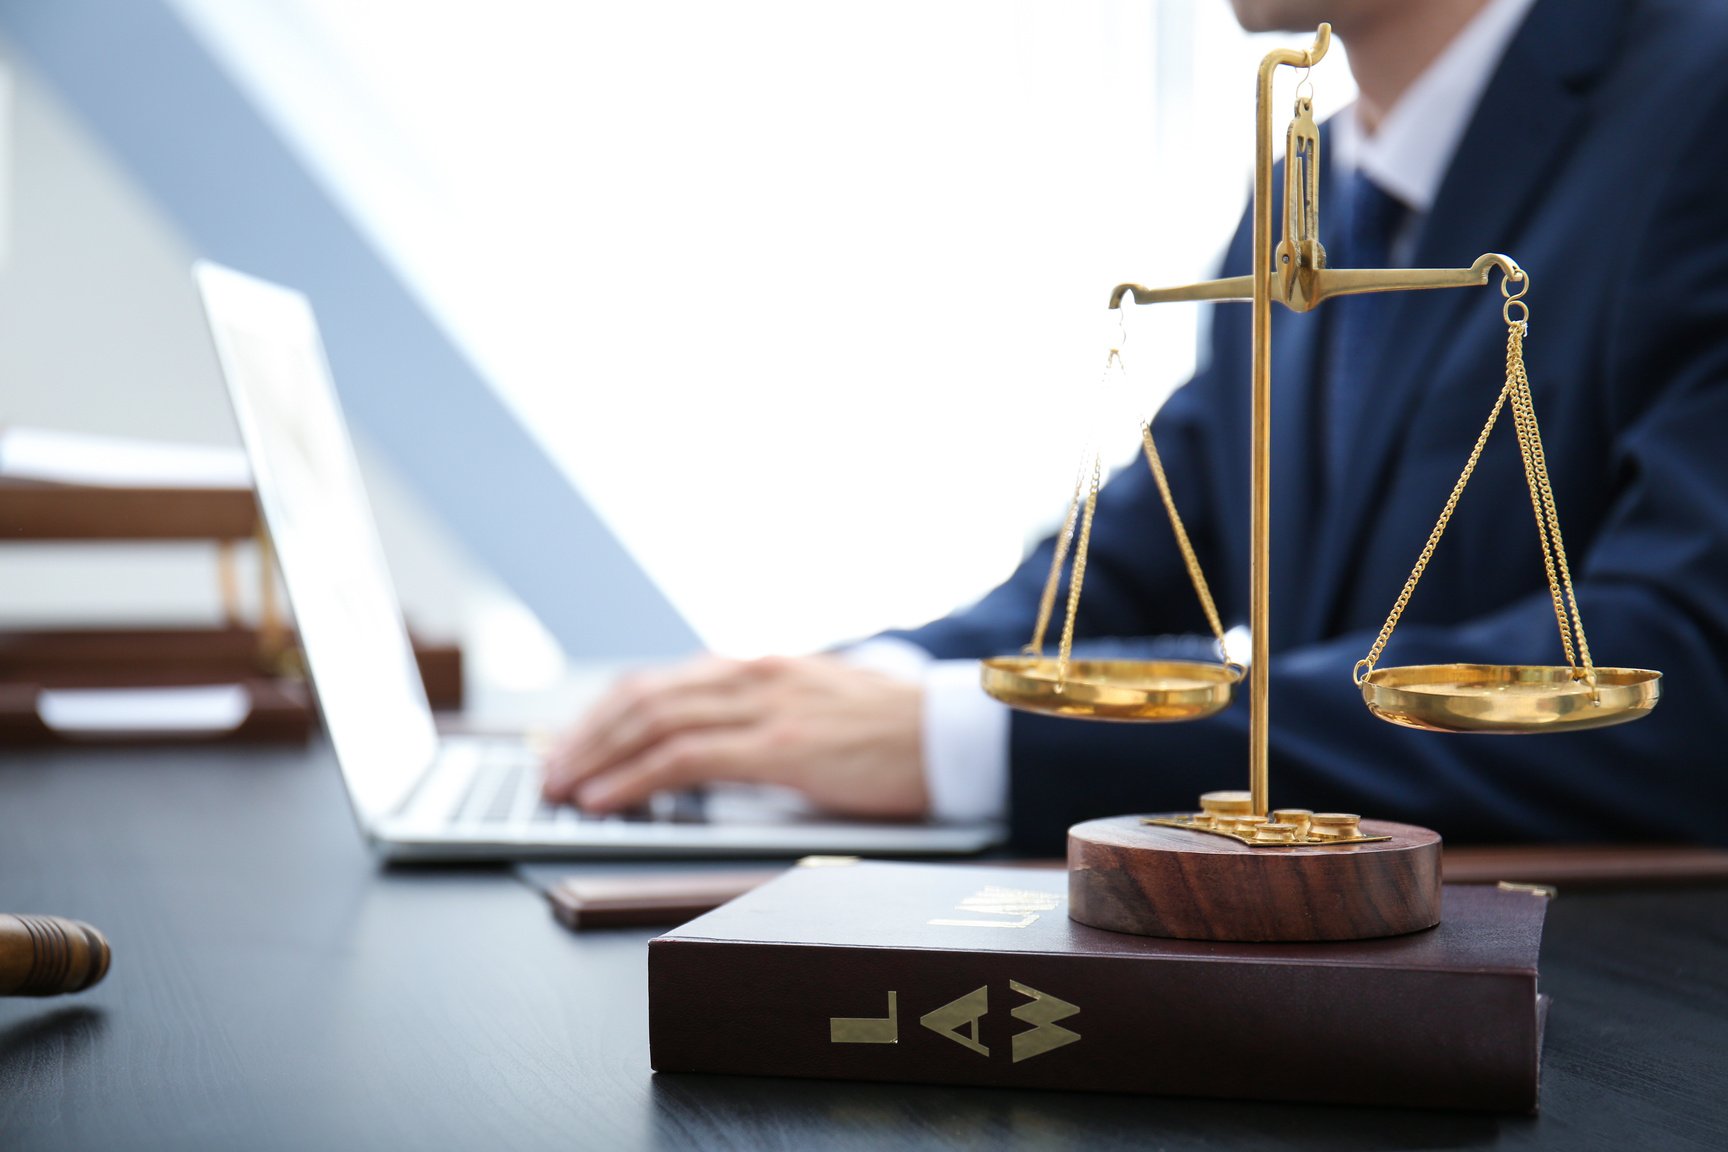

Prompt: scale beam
xmin=1109 ymin=253 xmax=1525 ymax=312
xmin=1108 ymin=276 xmax=1255 ymax=308
xmin=1311 ymin=253 xmax=1523 ymax=303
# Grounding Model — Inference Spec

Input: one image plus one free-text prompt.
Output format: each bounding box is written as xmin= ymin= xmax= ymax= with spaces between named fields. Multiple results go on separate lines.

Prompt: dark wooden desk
xmin=2 ymin=745 xmax=1726 ymax=1151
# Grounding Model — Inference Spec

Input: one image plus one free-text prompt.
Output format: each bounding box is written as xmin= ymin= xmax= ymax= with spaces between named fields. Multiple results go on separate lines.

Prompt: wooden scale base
xmin=1059 ymin=813 xmax=1547 ymax=1115
xmin=1068 ymin=815 xmax=1442 ymax=942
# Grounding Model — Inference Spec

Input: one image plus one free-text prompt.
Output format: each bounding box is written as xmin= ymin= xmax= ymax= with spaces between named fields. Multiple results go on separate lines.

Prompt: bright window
xmin=169 ymin=0 xmax=1353 ymax=654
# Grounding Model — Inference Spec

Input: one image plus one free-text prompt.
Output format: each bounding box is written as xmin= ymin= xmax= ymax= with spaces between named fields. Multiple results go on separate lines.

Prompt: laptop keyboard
xmin=450 ymin=749 xmax=573 ymax=826
xmin=447 ymin=743 xmax=705 ymax=827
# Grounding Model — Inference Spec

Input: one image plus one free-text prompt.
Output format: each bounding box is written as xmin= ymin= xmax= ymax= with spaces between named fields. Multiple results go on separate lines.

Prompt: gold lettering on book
xmin=1009 ymin=981 xmax=1081 ymax=1063
xmin=928 ymin=885 xmax=1062 ymax=929
xmin=830 ymin=983 xmax=1082 ymax=1061
xmin=918 ymin=985 xmax=990 ymax=1057
xmin=830 ymin=991 xmax=898 ymax=1044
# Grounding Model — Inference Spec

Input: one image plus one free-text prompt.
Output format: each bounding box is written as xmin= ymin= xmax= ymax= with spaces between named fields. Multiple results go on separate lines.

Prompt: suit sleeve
xmin=1003 ymin=89 xmax=1728 ymax=854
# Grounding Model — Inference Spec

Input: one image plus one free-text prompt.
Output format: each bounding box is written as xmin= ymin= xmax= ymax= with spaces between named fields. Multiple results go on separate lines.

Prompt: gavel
xmin=0 ymin=914 xmax=111 ymax=996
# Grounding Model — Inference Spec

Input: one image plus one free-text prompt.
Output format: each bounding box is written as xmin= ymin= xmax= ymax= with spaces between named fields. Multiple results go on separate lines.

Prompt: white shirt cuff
xmin=838 ymin=637 xmax=935 ymax=683
xmin=920 ymin=659 xmax=1010 ymax=825
xmin=838 ymin=640 xmax=1010 ymax=825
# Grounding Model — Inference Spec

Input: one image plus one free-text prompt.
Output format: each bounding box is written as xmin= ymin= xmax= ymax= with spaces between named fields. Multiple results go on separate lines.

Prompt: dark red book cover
xmin=649 ymin=860 xmax=1548 ymax=1112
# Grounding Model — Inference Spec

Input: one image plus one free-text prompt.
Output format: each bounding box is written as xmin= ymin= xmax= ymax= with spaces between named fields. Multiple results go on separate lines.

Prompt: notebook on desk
xmin=192 ymin=260 xmax=1002 ymax=860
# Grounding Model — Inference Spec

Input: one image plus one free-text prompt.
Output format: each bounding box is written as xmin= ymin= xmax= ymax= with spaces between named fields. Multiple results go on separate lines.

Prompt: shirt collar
xmin=1332 ymin=0 xmax=1539 ymax=213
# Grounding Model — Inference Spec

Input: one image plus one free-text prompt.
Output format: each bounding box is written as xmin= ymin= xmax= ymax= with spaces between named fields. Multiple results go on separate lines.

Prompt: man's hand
xmin=539 ymin=655 xmax=929 ymax=819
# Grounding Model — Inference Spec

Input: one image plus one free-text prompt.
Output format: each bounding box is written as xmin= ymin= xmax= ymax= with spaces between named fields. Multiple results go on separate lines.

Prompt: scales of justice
xmin=980 ymin=24 xmax=1662 ymax=944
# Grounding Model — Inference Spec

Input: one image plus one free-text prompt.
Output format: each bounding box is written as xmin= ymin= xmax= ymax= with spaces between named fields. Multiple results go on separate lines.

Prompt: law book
xmin=649 ymin=859 xmax=1549 ymax=1112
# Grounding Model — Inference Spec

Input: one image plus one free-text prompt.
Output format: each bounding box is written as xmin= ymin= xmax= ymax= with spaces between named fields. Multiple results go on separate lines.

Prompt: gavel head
xmin=0 ymin=914 xmax=112 ymax=997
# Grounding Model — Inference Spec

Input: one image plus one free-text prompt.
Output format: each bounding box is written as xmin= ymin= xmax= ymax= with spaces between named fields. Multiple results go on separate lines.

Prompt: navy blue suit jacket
xmin=889 ymin=0 xmax=1728 ymax=853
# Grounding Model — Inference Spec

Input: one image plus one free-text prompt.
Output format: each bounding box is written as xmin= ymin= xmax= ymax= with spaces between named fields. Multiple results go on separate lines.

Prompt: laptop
xmin=193 ymin=261 xmax=1002 ymax=860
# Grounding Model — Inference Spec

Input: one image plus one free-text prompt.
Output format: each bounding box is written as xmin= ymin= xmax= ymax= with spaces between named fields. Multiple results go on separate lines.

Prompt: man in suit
xmin=543 ymin=0 xmax=1728 ymax=853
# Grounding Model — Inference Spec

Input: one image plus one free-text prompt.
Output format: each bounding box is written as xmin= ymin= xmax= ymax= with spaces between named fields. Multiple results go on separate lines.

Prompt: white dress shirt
xmin=1333 ymin=0 xmax=1539 ymax=255
xmin=855 ymin=0 xmax=1538 ymax=824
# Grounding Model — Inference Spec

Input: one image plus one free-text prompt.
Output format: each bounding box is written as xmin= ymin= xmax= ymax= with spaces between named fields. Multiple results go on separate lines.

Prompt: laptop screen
xmin=195 ymin=262 xmax=438 ymax=823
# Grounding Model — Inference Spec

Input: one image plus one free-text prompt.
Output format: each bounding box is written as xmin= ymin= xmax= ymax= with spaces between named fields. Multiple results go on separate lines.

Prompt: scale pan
xmin=1360 ymin=664 xmax=1660 ymax=734
xmin=980 ymin=657 xmax=1235 ymax=722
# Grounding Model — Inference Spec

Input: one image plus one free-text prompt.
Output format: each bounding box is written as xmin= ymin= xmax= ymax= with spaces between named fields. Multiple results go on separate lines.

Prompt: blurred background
xmin=0 ymin=0 xmax=1352 ymax=701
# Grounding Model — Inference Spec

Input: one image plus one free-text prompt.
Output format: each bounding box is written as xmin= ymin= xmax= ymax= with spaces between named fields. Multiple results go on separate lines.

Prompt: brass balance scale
xmin=980 ymin=25 xmax=1662 ymax=942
